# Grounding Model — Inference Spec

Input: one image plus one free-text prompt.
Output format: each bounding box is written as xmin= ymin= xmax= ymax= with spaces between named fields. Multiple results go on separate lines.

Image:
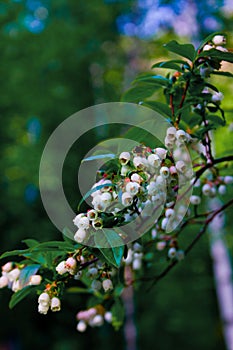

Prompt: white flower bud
xmin=121 ymin=165 xmax=130 ymax=176
xmin=122 ymin=248 xmax=133 ymax=265
xmin=74 ymin=271 xmax=82 ymax=280
xmin=212 ymin=35 xmax=226 ymax=46
xmin=130 ymin=173 xmax=142 ymax=183
xmin=8 ymin=268 xmax=20 ymax=282
xmin=65 ymin=257 xmax=77 ymax=275
xmin=176 ymin=160 xmax=186 ymax=173
xmin=203 ymin=44 xmax=213 ymax=51
xmin=165 ymin=136 xmax=174 ymax=148
xmin=211 ymin=92 xmax=223 ymax=103
xmin=133 ymin=156 xmax=145 ymax=169
xmin=74 ymin=228 xmax=87 ymax=243
xmin=176 ymin=129 xmax=187 ymax=142
xmin=104 ymin=311 xmax=112 ymax=323
xmin=121 ymin=192 xmax=133 ymax=206
xmin=2 ymin=262 xmax=13 ymax=273
xmin=132 ymin=258 xmax=142 ymax=270
xmin=156 ymin=241 xmax=166 ymax=251
xmin=92 ymin=195 xmax=106 ymax=211
xmin=56 ymin=261 xmax=68 ymax=275
xmin=29 ymin=275 xmax=42 ymax=286
xmin=190 ymin=195 xmax=201 ymax=205
xmin=147 ymin=154 xmax=161 ymax=168
xmin=215 ymin=46 xmax=228 ymax=52
xmin=202 ymin=183 xmax=212 ymax=196
xmin=90 ymin=314 xmax=104 ymax=327
xmin=224 ymin=176 xmax=233 ymax=184
xmin=92 ymin=218 xmax=103 ymax=230
xmin=87 ymin=209 xmax=98 ymax=221
xmin=87 ymin=267 xmax=98 ymax=278
xmin=165 ymin=208 xmax=175 ymax=218
xmin=102 ymin=279 xmax=113 ymax=292
xmin=77 ymin=216 xmax=90 ymax=230
xmin=12 ymin=280 xmax=21 ymax=292
xmin=77 ymin=320 xmax=87 ymax=332
xmin=50 ymin=297 xmax=61 ymax=312
xmin=87 ymin=307 xmax=97 ymax=318
xmin=161 ymin=217 xmax=169 ymax=230
xmin=156 ymin=175 xmax=166 ymax=188
xmin=166 ymin=126 xmax=177 ymax=141
xmin=119 ymin=152 xmax=130 ymax=165
xmin=218 ymin=184 xmax=226 ymax=195
xmin=134 ymin=252 xmax=143 ymax=259
xmin=38 ymin=293 xmax=50 ymax=307
xmin=126 ymin=181 xmax=140 ymax=195
xmin=168 ymin=247 xmax=177 ymax=259
xmin=133 ymin=242 xmax=142 ymax=252
xmin=176 ymin=250 xmax=185 ymax=261
xmin=147 ymin=181 xmax=158 ymax=196
xmin=209 ymin=187 xmax=216 ymax=197
xmin=73 ymin=213 xmax=85 ymax=227
xmin=91 ymin=280 xmax=102 ymax=291
xmin=38 ymin=303 xmax=49 ymax=315
xmin=101 ymin=192 xmax=112 ymax=205
xmin=160 ymin=166 xmax=170 ymax=179
xmin=155 ymin=147 xmax=167 ymax=160
xmin=169 ymin=166 xmax=177 ymax=175
xmin=0 ymin=275 xmax=9 ymax=288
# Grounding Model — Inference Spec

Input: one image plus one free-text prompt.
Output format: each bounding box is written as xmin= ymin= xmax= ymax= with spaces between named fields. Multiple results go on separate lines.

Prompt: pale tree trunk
xmin=122 ymin=266 xmax=137 ymax=350
xmin=209 ymin=199 xmax=233 ymax=350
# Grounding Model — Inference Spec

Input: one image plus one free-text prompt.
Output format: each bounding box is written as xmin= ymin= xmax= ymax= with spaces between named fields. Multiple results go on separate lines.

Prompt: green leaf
xmin=199 ymin=49 xmax=233 ymax=63
xmin=22 ymin=239 xmax=39 ymax=248
xmin=142 ymin=101 xmax=172 ymax=118
xmin=212 ymin=71 xmax=233 ymax=78
xmin=152 ymin=60 xmax=189 ymax=72
xmin=94 ymin=229 xmax=124 ymax=268
xmin=133 ymin=74 xmax=169 ymax=86
xmin=22 ymin=252 xmax=48 ymax=266
xmin=111 ymin=298 xmax=125 ymax=331
xmin=81 ymin=153 xmax=116 ymax=163
xmin=19 ymin=264 xmax=40 ymax=287
xmin=9 ymin=286 xmax=37 ymax=309
xmin=205 ymin=83 xmax=219 ymax=92
xmin=164 ymin=40 xmax=196 ymax=61
xmin=0 ymin=248 xmax=31 ymax=259
xmin=121 ymin=84 xmax=160 ymax=103
xmin=207 ymin=114 xmax=226 ymax=126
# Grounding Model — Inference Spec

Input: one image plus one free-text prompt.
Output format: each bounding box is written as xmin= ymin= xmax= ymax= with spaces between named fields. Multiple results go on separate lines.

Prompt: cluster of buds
xmin=56 ymin=256 xmax=78 ymax=275
xmin=38 ymin=291 xmax=61 ymax=315
xmin=0 ymin=262 xmax=42 ymax=292
xmin=76 ymin=306 xmax=112 ymax=332
xmin=72 ymin=127 xmax=192 ymax=244
xmin=123 ymin=242 xmax=144 ymax=271
xmin=203 ymin=35 xmax=227 ymax=52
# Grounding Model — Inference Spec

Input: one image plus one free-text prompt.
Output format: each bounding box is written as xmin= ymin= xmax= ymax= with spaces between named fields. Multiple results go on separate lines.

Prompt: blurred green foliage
xmin=0 ymin=1 xmax=232 ymax=349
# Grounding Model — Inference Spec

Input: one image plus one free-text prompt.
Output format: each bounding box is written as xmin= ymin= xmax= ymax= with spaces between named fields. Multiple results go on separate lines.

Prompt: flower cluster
xmin=76 ymin=306 xmax=112 ymax=332
xmin=203 ymin=35 xmax=227 ymax=52
xmin=0 ymin=262 xmax=42 ymax=292
xmin=72 ymin=126 xmax=193 ymax=246
xmin=38 ymin=292 xmax=61 ymax=315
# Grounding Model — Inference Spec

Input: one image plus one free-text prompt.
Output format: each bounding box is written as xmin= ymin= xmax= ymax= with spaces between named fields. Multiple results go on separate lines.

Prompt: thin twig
xmin=142 ymin=198 xmax=233 ymax=290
